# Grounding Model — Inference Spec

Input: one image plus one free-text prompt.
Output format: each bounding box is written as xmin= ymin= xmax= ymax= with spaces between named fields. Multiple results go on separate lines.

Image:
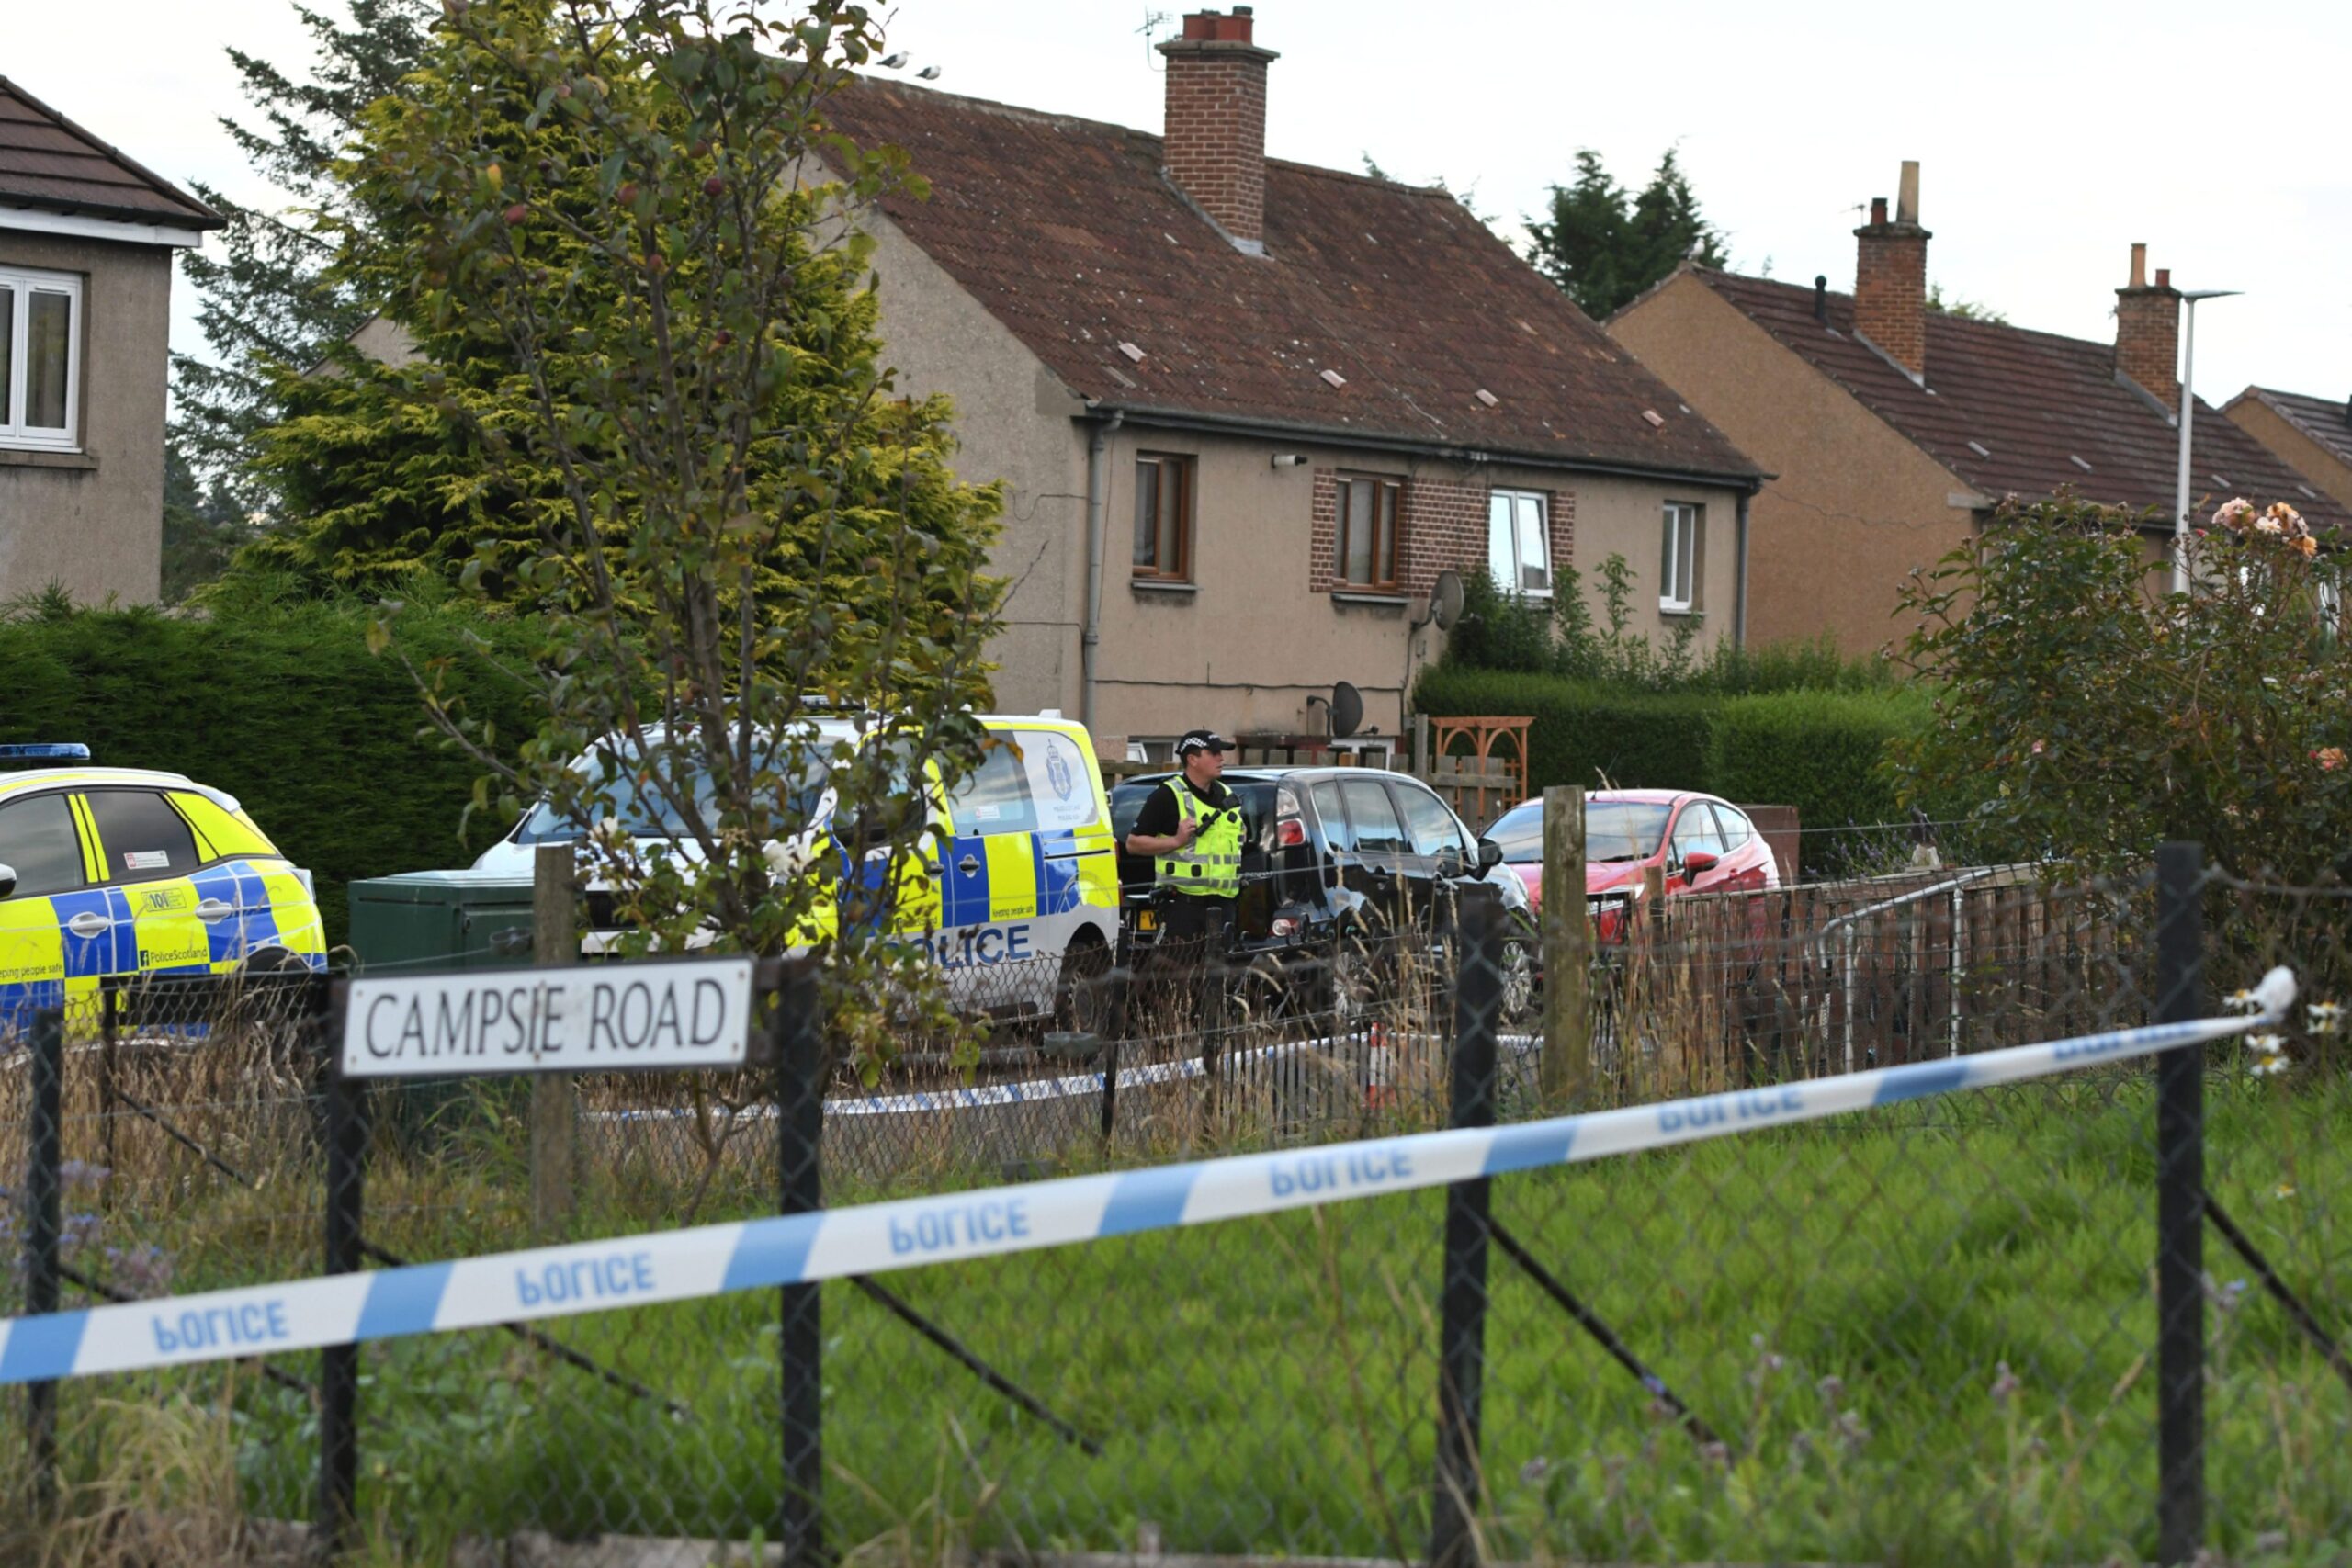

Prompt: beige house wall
xmin=2224 ymin=399 xmax=2352 ymax=516
xmin=0 ymin=231 xmax=173 ymax=605
xmin=862 ymin=220 xmax=1749 ymax=752
xmin=855 ymin=210 xmax=1091 ymax=719
xmin=1610 ymin=276 xmax=1978 ymax=657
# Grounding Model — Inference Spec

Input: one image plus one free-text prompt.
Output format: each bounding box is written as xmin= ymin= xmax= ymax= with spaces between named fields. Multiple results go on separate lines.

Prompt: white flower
xmin=2275 ymin=1183 xmax=2299 ymax=1201
xmin=2250 ymin=1057 xmax=2291 ymax=1077
xmin=2307 ymin=1002 xmax=2343 ymax=1035
xmin=2247 ymin=1032 xmax=2286 ymax=1055
xmin=2224 ymin=989 xmax=2263 ymax=1015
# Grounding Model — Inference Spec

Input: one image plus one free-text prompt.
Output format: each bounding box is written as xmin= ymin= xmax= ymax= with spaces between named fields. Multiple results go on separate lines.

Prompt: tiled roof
xmin=1687 ymin=268 xmax=2347 ymax=530
xmin=2233 ymin=386 xmax=2352 ymax=473
xmin=821 ymin=81 xmax=1759 ymax=483
xmin=0 ymin=77 xmax=221 ymax=231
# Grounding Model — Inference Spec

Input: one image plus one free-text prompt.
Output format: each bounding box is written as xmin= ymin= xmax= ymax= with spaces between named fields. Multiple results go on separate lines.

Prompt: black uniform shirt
xmin=1128 ymin=774 xmax=1239 ymax=846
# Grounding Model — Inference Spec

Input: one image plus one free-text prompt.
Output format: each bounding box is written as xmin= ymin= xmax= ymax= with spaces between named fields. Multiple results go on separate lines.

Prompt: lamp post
xmin=2171 ymin=288 xmax=2242 ymax=595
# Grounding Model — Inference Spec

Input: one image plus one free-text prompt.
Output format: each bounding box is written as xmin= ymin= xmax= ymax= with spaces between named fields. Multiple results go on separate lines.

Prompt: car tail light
xmin=1275 ymin=784 xmax=1306 ymax=847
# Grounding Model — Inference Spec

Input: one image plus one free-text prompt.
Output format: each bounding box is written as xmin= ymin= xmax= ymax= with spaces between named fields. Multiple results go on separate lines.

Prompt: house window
xmin=1133 ymin=453 xmax=1194 ymax=581
xmin=0 ymin=266 xmax=82 ymax=452
xmin=1487 ymin=490 xmax=1550 ymax=598
xmin=1335 ymin=474 xmax=1403 ymax=591
xmin=1660 ymin=502 xmax=1702 ymax=613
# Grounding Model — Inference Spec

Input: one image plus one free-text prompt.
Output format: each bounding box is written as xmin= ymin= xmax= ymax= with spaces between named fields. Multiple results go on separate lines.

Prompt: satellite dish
xmin=1429 ymin=570 xmax=1464 ymax=631
xmin=1329 ymin=681 xmax=1364 ymax=739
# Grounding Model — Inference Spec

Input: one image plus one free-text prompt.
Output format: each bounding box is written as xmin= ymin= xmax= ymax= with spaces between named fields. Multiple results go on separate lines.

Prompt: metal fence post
xmin=775 ymin=965 xmax=826 ymax=1568
xmin=317 ymin=982 xmax=362 ymax=1558
xmin=1430 ymin=894 xmax=1500 ymax=1568
xmin=2154 ymin=840 xmax=2206 ymax=1564
xmin=24 ymin=1006 xmax=63 ymax=1516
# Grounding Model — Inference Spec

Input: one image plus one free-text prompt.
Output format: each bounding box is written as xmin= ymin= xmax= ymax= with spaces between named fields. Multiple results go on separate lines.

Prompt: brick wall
xmin=1852 ymin=205 xmax=1928 ymax=378
xmin=1159 ymin=23 xmax=1275 ymax=247
xmin=1309 ymin=469 xmax=1577 ymax=600
xmin=2116 ymin=282 xmax=2181 ymax=410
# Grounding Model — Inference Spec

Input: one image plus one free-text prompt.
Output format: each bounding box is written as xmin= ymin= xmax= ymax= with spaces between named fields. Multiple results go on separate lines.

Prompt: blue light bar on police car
xmin=0 ymin=743 xmax=91 ymax=763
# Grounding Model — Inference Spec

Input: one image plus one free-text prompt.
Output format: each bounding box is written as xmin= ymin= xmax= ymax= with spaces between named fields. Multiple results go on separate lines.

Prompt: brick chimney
xmin=2115 ymin=243 xmax=2182 ymax=412
xmin=1157 ymin=7 xmax=1279 ymax=253
xmin=1852 ymin=160 xmax=1930 ymax=381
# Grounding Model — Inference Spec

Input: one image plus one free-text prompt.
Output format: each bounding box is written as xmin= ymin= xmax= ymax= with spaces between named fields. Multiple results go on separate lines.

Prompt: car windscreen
xmin=1482 ymin=800 xmax=1672 ymax=863
xmin=514 ymin=750 xmax=830 ymax=845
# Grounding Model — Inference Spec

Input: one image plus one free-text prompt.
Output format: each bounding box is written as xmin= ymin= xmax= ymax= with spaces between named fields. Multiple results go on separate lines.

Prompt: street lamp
xmin=2172 ymin=288 xmax=2243 ymax=595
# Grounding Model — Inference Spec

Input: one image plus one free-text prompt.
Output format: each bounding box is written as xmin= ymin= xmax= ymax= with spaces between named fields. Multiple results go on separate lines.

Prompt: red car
xmin=1478 ymin=790 xmax=1780 ymax=941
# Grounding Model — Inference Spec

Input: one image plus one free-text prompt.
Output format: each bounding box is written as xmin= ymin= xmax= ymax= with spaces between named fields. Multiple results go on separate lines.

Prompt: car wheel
xmin=1053 ymin=933 xmax=1116 ymax=1040
xmin=1495 ymin=923 xmax=1538 ymax=1026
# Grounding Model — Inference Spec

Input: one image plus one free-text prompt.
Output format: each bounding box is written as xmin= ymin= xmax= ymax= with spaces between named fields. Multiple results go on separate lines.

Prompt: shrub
xmin=1412 ymin=667 xmax=1717 ymax=795
xmin=0 ymin=592 xmax=548 ymax=948
xmin=1894 ymin=492 xmax=2352 ymax=883
xmin=1708 ymin=688 xmax=1931 ymax=837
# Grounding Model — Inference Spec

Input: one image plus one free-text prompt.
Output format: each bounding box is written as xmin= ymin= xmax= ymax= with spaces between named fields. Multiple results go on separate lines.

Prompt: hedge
xmin=1706 ymin=688 xmax=1932 ymax=834
xmin=1413 ymin=665 xmax=1931 ymax=835
xmin=1410 ymin=667 xmax=1717 ymax=797
xmin=0 ymin=603 xmax=548 ymax=949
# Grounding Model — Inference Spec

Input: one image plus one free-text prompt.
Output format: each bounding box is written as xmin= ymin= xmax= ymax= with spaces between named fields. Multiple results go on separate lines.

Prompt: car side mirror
xmin=1682 ymin=851 xmax=1719 ymax=879
xmin=1478 ymin=840 xmax=1504 ymax=872
xmin=0 ymin=863 xmax=15 ymax=899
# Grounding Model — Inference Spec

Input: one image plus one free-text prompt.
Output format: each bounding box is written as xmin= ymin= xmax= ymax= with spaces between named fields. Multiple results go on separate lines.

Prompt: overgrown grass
xmin=7 ymin=1070 xmax=2348 ymax=1565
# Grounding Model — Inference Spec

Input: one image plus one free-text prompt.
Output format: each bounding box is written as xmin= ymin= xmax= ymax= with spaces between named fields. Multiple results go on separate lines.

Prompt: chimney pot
xmin=2129 ymin=243 xmax=2147 ymax=288
xmin=2154 ymin=267 xmax=2170 ymax=289
xmin=1159 ymin=9 xmax=1280 ymax=250
xmin=1853 ymin=164 xmax=1929 ymax=380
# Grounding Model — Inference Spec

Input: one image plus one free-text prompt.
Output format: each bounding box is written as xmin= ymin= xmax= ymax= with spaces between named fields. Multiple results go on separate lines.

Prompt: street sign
xmin=341 ymin=956 xmax=756 ymax=1079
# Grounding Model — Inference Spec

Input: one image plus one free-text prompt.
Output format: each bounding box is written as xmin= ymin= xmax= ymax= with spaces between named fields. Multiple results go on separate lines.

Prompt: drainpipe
xmin=1080 ymin=409 xmax=1125 ymax=731
xmin=1733 ymin=491 xmax=1751 ymax=649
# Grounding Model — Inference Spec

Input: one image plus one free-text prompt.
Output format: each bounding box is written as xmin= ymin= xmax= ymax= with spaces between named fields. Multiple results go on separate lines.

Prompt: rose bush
xmin=1891 ymin=493 xmax=2350 ymax=885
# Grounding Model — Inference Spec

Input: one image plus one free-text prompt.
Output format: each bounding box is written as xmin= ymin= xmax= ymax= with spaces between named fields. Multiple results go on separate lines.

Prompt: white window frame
xmin=1660 ymin=501 xmax=1701 ymax=614
xmin=1487 ymin=489 xmax=1551 ymax=600
xmin=0 ymin=265 xmax=84 ymax=453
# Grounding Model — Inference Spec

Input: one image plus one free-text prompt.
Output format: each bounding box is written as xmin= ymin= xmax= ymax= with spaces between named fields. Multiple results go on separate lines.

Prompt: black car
xmin=1109 ymin=767 xmax=1536 ymax=1021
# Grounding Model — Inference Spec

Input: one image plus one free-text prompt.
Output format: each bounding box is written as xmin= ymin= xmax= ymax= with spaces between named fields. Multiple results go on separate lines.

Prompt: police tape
xmin=0 ymin=966 xmax=2293 ymax=1386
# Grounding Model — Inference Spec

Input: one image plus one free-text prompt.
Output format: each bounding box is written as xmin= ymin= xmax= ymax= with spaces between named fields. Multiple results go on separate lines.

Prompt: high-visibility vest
xmin=1154 ymin=780 xmax=1243 ymax=897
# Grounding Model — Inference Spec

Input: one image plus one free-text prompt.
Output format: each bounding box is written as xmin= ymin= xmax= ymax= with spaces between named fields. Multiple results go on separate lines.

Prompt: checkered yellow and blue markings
xmin=0 ymin=856 xmax=325 ymax=1042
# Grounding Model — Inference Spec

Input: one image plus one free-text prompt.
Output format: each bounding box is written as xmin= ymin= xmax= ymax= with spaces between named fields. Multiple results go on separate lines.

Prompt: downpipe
xmin=1080 ymin=409 xmax=1125 ymax=731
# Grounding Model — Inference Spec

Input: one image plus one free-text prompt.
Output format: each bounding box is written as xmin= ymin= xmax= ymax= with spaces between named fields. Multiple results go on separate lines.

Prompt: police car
xmin=468 ymin=715 xmax=1121 ymax=1022
xmin=0 ymin=744 xmax=327 ymax=1039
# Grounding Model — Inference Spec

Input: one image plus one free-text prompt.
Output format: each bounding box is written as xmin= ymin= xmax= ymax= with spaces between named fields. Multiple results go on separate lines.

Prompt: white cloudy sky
xmin=14 ymin=0 xmax=2351 ymax=403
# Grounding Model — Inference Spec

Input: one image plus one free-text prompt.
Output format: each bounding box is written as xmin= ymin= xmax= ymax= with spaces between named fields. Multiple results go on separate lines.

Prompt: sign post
xmin=533 ymin=846 xmax=579 ymax=1234
xmin=322 ymin=950 xmax=764 ymax=1550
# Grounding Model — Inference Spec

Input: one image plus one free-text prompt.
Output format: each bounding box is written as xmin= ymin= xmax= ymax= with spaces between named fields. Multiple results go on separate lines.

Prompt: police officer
xmin=1124 ymin=728 xmax=1245 ymax=954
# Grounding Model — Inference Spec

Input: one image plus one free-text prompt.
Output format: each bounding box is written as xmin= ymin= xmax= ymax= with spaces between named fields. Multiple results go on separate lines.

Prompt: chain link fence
xmin=0 ymin=842 xmax=2345 ymax=1565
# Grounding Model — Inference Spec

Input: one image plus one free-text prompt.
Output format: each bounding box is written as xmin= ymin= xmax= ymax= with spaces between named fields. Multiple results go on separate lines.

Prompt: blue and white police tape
xmin=0 ymin=965 xmax=2294 ymax=1387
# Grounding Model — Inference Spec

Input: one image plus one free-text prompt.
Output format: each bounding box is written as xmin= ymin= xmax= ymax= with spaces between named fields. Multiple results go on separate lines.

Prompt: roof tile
xmin=2240 ymin=386 xmax=2352 ymax=472
xmin=1693 ymin=268 xmax=2347 ymax=531
xmin=0 ymin=77 xmax=221 ymax=231
xmin=822 ymin=81 xmax=1759 ymax=482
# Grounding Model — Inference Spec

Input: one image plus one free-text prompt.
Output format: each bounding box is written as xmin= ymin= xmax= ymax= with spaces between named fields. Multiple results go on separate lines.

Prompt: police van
xmin=469 ymin=714 xmax=1120 ymax=1023
xmin=0 ymin=743 xmax=327 ymax=1040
